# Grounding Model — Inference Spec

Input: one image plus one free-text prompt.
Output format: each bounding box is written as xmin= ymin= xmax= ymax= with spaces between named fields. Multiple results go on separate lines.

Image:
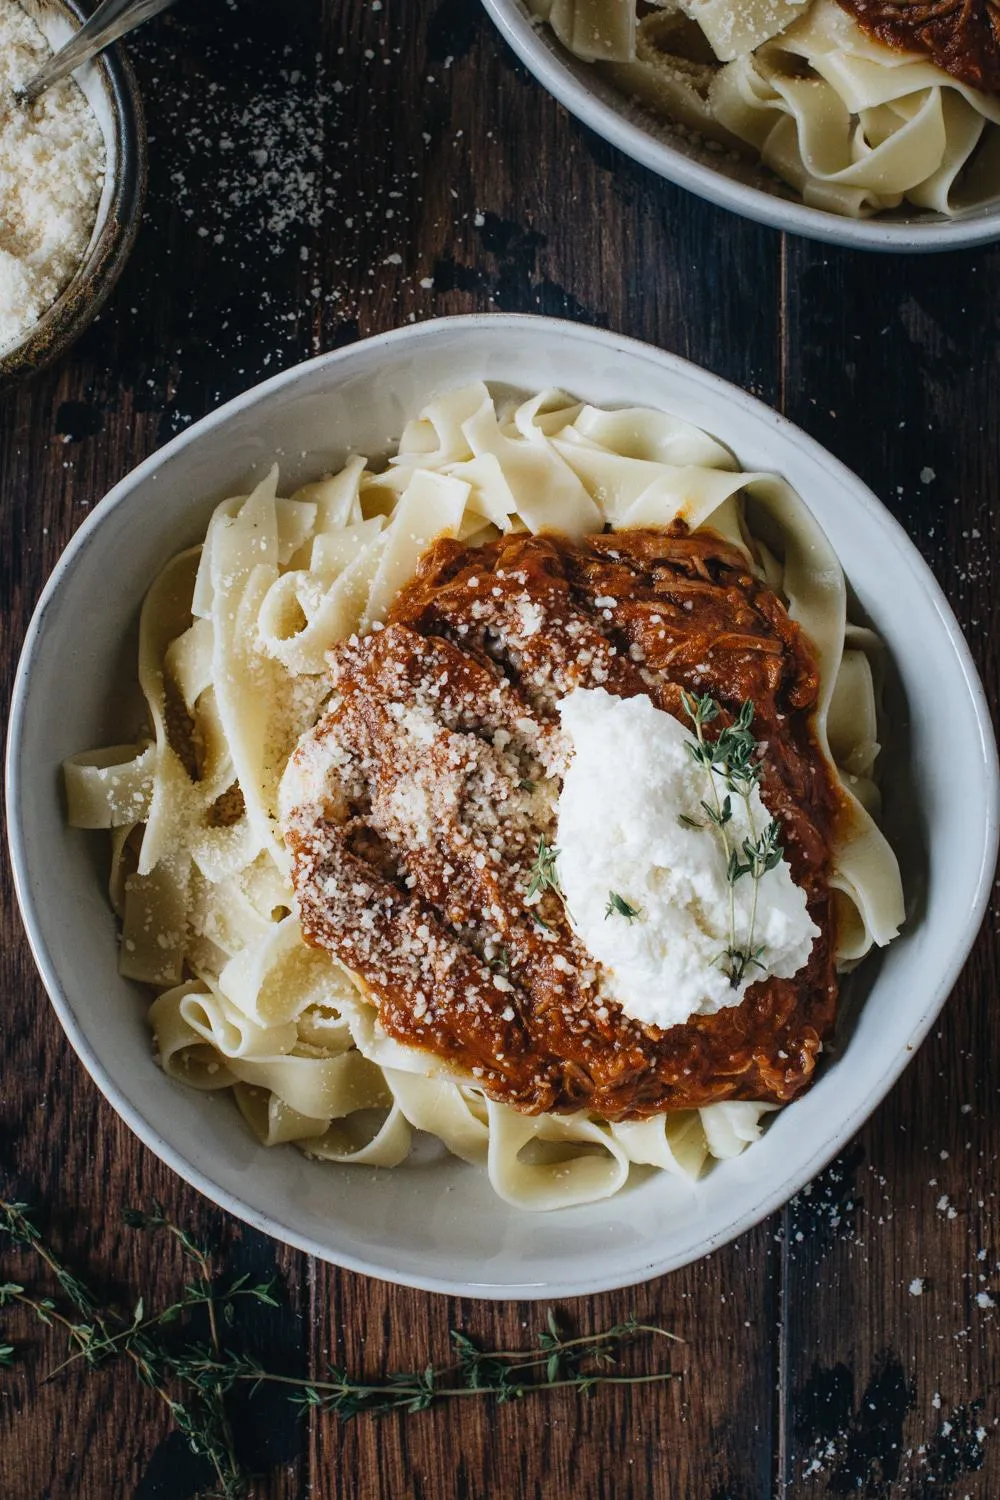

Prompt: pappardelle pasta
xmin=65 ymin=385 xmax=904 ymax=1210
xmin=528 ymin=0 xmax=1000 ymax=218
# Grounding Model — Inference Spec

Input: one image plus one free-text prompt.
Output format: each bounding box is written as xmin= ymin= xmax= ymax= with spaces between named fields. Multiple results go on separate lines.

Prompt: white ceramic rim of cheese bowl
xmin=479 ymin=0 xmax=1000 ymax=252
xmin=7 ymin=313 xmax=998 ymax=1298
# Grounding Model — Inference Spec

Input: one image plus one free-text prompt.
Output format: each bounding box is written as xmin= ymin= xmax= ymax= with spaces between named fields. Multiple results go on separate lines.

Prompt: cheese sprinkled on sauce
xmin=555 ymin=687 xmax=819 ymax=1030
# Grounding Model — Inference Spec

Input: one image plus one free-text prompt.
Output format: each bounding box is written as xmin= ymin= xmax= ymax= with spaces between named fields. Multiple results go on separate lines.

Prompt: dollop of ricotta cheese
xmin=555 ymin=687 xmax=820 ymax=1030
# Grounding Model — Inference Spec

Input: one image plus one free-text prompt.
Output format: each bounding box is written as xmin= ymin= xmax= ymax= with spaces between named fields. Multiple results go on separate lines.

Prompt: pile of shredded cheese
xmin=0 ymin=0 xmax=105 ymax=355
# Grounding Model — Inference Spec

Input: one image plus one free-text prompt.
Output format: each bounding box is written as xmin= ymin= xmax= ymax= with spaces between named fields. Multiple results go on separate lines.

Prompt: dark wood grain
xmin=776 ymin=241 xmax=1000 ymax=1498
xmin=1 ymin=0 xmax=997 ymax=1496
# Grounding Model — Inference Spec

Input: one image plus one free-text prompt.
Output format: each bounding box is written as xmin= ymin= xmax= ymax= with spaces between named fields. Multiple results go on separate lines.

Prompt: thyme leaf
xmin=0 ymin=1198 xmax=681 ymax=1495
xmin=702 ymin=796 xmax=732 ymax=829
xmin=524 ymin=835 xmax=562 ymax=901
xmin=679 ymin=692 xmax=784 ymax=989
xmin=604 ymin=891 xmax=642 ymax=923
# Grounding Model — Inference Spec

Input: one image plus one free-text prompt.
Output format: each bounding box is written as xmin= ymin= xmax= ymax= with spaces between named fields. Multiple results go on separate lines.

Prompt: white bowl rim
xmin=480 ymin=0 xmax=1000 ymax=252
xmin=6 ymin=313 xmax=999 ymax=1296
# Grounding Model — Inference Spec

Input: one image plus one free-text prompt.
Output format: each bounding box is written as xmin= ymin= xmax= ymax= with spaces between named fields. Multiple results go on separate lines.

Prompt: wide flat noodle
xmin=383 ymin=1070 xmax=490 ymax=1166
xmin=531 ymin=0 xmax=636 ymax=62
xmin=63 ymin=744 xmax=156 ymax=828
xmin=673 ymin=0 xmax=812 ymax=63
xmin=711 ymin=0 xmax=1000 ymax=215
xmin=699 ymin=1100 xmax=780 ymax=1156
xmin=485 ymin=1100 xmax=633 ymax=1209
xmin=740 ymin=480 xmax=904 ymax=953
xmin=608 ymin=13 xmax=726 ymax=141
xmin=66 ymin=382 xmax=905 ymax=1209
xmin=609 ymin=1111 xmax=710 ymax=1177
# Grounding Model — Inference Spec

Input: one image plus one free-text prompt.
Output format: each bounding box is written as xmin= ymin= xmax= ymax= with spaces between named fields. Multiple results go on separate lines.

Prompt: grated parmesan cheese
xmin=0 ymin=0 xmax=105 ymax=354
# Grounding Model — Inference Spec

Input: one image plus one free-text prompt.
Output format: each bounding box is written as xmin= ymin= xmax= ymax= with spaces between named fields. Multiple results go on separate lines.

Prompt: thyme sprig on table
xmin=0 ymin=1199 xmax=271 ymax=1496
xmin=679 ymin=691 xmax=785 ymax=988
xmin=1 ymin=1197 xmax=680 ymax=1499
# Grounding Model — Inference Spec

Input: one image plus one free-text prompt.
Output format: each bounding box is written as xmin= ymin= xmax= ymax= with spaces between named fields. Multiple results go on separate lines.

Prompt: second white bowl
xmin=480 ymin=0 xmax=1000 ymax=252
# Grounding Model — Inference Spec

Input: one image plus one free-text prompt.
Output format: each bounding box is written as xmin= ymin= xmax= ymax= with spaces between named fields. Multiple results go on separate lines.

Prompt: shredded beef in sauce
xmin=283 ymin=527 xmax=844 ymax=1120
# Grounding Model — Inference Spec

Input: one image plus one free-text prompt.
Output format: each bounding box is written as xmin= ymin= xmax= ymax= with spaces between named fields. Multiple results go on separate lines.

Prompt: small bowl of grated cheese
xmin=0 ymin=0 xmax=145 ymax=387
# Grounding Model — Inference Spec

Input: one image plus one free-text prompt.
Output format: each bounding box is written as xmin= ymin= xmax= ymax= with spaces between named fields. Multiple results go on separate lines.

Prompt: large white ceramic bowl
xmin=481 ymin=0 xmax=1000 ymax=252
xmin=7 ymin=315 xmax=998 ymax=1297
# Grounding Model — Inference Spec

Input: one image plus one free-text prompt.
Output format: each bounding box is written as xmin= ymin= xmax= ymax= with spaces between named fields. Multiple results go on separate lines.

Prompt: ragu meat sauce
xmin=283 ymin=527 xmax=846 ymax=1121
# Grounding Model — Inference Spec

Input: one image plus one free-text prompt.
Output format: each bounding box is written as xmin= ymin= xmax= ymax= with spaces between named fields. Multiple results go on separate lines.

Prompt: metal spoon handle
xmin=19 ymin=0 xmax=177 ymax=104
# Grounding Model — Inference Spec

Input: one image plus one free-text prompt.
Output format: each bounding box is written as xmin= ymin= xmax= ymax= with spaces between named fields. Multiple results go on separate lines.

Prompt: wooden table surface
xmin=2 ymin=2 xmax=998 ymax=1496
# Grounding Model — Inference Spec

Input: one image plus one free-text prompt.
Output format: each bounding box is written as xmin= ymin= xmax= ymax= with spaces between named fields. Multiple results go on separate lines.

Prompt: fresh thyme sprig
xmin=283 ymin=1311 xmax=678 ymax=1417
xmin=0 ymin=1198 xmax=267 ymax=1496
xmin=679 ymin=691 xmax=784 ymax=988
xmin=1 ymin=1198 xmax=681 ymax=1498
xmin=605 ymin=891 xmax=642 ymax=924
xmin=525 ymin=834 xmax=562 ymax=901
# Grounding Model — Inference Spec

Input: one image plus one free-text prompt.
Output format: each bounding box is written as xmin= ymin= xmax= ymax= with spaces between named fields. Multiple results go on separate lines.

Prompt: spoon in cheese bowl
xmin=12 ymin=0 xmax=176 ymax=106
